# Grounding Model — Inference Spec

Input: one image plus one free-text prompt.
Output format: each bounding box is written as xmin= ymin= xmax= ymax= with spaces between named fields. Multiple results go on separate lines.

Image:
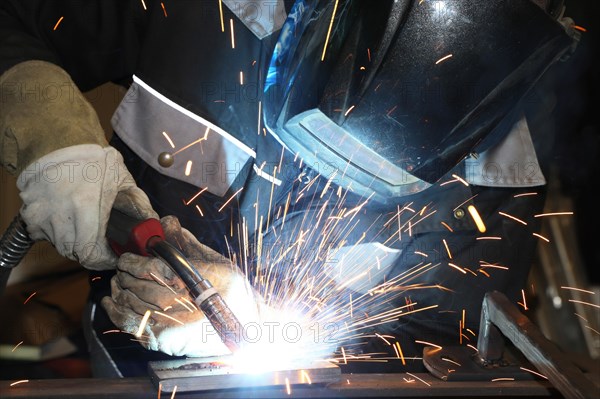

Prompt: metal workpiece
xmin=148 ymin=357 xmax=340 ymax=393
xmin=147 ymin=237 xmax=244 ymax=353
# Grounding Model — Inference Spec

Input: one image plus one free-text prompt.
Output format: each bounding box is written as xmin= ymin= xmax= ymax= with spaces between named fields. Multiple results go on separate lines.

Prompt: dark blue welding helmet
xmin=263 ymin=0 xmax=578 ymax=203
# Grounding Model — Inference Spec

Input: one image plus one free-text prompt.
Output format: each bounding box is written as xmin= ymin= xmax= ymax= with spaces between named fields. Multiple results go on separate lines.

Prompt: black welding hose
xmin=147 ymin=237 xmax=244 ymax=352
xmin=0 ymin=215 xmax=34 ymax=295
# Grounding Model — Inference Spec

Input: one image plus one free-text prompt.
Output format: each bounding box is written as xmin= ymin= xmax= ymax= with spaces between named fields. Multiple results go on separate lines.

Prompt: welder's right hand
xmin=101 ymin=216 xmax=263 ymax=357
xmin=17 ymin=144 xmax=157 ymax=270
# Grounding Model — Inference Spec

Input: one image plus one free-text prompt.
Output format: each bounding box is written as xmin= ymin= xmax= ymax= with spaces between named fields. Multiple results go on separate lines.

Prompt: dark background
xmin=552 ymin=0 xmax=600 ymax=283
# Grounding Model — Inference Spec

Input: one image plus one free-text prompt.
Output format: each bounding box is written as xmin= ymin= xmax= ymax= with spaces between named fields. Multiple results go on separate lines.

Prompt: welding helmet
xmin=264 ymin=0 xmax=578 ymax=203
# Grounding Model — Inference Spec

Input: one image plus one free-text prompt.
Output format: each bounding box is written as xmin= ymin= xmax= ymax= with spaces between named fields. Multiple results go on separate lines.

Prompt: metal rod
xmin=478 ymin=291 xmax=598 ymax=399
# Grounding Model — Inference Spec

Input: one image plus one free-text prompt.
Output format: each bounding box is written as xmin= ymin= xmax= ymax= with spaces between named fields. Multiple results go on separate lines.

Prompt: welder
xmin=0 ymin=0 xmax=578 ymax=377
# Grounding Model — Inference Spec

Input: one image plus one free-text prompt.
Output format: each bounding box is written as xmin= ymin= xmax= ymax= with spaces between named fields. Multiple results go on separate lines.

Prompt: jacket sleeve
xmin=0 ymin=0 xmax=150 ymax=175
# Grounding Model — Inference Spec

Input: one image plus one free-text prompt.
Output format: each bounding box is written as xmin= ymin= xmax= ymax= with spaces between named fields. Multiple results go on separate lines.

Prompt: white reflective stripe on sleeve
xmin=112 ymin=78 xmax=253 ymax=197
xmin=325 ymin=242 xmax=402 ymax=295
xmin=464 ymin=116 xmax=546 ymax=187
xmin=132 ymin=75 xmax=256 ymax=158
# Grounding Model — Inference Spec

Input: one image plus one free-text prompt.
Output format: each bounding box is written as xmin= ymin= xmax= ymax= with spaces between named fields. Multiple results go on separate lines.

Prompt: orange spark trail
xmin=162 ymin=131 xmax=175 ymax=148
xmin=218 ymin=188 xmax=243 ymax=212
xmin=136 ymin=310 xmax=152 ymax=337
xmin=154 ymin=311 xmax=184 ymax=325
xmin=218 ymin=0 xmax=225 ymax=32
xmin=534 ymin=212 xmax=574 ymax=218
xmin=435 ymin=54 xmax=453 ymax=65
xmin=23 ymin=292 xmax=36 ymax=304
xmin=53 ymin=16 xmax=64 ymax=31
xmin=10 ymin=380 xmax=29 ymax=386
xmin=498 ymin=211 xmax=527 ymax=225
xmin=561 ymin=286 xmax=595 ymax=295
xmin=321 ymin=0 xmax=340 ymax=61
xmin=12 ymin=341 xmax=23 ymax=352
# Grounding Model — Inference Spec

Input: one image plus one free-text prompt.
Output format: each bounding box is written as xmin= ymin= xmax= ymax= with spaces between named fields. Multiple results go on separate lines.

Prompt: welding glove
xmin=101 ymin=216 xmax=262 ymax=358
xmin=1 ymin=61 xmax=157 ymax=270
xmin=17 ymin=144 xmax=158 ymax=270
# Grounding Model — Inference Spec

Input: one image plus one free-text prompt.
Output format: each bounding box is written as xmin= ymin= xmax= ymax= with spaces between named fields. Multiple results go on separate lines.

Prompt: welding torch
xmin=0 ymin=211 xmax=245 ymax=354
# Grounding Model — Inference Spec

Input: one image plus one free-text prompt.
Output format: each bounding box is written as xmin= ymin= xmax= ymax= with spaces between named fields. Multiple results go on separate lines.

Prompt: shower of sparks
xmin=11 ymin=341 xmax=23 ymax=352
xmin=218 ymin=0 xmax=225 ymax=32
xmin=520 ymin=367 xmax=548 ymax=380
xmin=161 ymin=2 xmax=168 ymax=17
xmin=321 ymin=0 xmax=340 ymax=61
xmin=498 ymin=211 xmax=527 ymax=226
xmin=230 ymin=19 xmax=236 ymax=49
xmin=435 ymin=54 xmax=453 ymax=65
xmin=568 ymin=299 xmax=600 ymax=309
xmin=532 ymin=233 xmax=550 ymax=243
xmin=534 ymin=212 xmax=574 ymax=218
xmin=135 ymin=310 xmax=152 ymax=337
xmin=10 ymin=380 xmax=29 ymax=387
xmin=467 ymin=205 xmax=486 ymax=233
xmin=53 ymin=16 xmax=64 ymax=31
xmin=162 ymin=131 xmax=175 ymax=148
xmin=561 ymin=286 xmax=595 ymax=295
xmin=23 ymin=292 xmax=36 ymax=304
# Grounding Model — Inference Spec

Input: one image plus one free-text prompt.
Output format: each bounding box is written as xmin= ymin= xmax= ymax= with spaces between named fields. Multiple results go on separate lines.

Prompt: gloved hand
xmin=101 ymin=216 xmax=262 ymax=357
xmin=17 ymin=144 xmax=158 ymax=270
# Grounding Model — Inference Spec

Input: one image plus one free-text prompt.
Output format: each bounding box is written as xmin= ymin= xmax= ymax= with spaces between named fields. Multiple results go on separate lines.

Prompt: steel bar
xmin=477 ymin=291 xmax=598 ymax=399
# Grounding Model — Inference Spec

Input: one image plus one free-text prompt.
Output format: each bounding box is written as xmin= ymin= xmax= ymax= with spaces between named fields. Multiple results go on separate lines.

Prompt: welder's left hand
xmin=101 ymin=216 xmax=262 ymax=357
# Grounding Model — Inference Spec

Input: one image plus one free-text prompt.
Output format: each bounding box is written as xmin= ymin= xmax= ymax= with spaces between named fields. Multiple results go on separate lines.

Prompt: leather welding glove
xmin=101 ymin=216 xmax=262 ymax=358
xmin=1 ymin=61 xmax=157 ymax=270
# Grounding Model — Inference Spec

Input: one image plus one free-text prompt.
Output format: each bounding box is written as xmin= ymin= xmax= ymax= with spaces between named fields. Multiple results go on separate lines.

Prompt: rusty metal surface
xmin=0 ymin=373 xmax=562 ymax=399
